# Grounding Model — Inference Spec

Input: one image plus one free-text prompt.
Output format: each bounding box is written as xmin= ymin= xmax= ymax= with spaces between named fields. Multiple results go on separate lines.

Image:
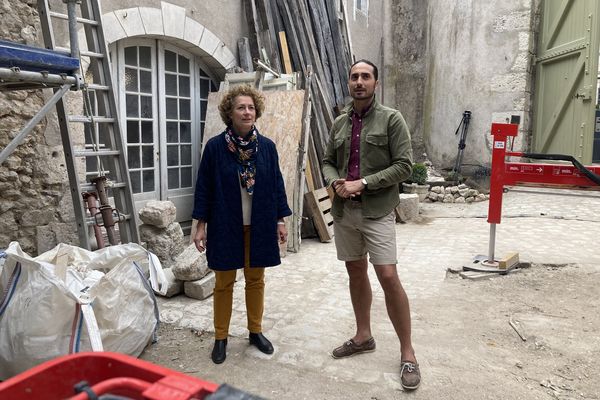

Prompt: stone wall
xmin=423 ymin=0 xmax=535 ymax=171
xmin=0 ymin=0 xmax=78 ymax=255
xmin=382 ymin=0 xmax=428 ymax=160
xmin=385 ymin=0 xmax=536 ymax=171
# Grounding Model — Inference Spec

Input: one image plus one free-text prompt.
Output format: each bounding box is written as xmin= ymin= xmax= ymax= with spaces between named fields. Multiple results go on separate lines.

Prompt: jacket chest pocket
xmin=364 ymin=133 xmax=390 ymax=171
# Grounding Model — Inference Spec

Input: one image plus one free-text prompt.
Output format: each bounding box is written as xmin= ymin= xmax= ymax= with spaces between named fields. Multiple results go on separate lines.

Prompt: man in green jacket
xmin=322 ymin=59 xmax=420 ymax=390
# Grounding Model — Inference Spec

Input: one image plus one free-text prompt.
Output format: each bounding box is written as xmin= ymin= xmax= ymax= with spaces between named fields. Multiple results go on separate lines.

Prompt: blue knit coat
xmin=192 ymin=131 xmax=292 ymax=270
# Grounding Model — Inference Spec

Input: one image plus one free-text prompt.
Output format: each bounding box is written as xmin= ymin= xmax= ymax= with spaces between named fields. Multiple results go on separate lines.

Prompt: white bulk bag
xmin=0 ymin=241 xmax=167 ymax=379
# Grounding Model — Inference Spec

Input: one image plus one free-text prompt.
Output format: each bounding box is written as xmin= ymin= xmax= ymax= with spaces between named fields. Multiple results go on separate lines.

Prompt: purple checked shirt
xmin=346 ymin=104 xmax=371 ymax=181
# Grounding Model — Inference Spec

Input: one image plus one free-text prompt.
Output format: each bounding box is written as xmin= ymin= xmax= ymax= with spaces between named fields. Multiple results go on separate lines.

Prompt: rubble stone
xmin=443 ymin=194 xmax=455 ymax=203
xmin=139 ymin=200 xmax=177 ymax=228
xmin=395 ymin=193 xmax=419 ymax=222
xmin=172 ymin=244 xmax=210 ymax=281
xmin=140 ymin=222 xmax=185 ymax=268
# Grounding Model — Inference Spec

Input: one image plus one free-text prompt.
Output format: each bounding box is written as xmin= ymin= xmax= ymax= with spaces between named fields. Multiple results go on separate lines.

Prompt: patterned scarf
xmin=225 ymin=126 xmax=258 ymax=195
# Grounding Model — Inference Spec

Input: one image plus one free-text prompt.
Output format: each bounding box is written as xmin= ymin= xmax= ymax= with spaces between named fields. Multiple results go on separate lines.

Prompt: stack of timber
xmin=243 ymin=0 xmax=353 ymax=188
xmin=242 ymin=0 xmax=354 ymax=242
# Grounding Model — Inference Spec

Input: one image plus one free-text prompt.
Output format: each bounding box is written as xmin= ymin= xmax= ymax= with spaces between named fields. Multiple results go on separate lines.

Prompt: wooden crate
xmin=304 ymin=187 xmax=334 ymax=242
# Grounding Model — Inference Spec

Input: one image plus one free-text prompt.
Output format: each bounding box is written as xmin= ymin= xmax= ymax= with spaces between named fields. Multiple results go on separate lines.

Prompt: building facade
xmin=3 ymin=0 xmax=596 ymax=255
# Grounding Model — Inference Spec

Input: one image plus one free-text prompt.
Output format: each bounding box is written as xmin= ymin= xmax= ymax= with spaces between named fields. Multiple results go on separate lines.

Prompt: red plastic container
xmin=0 ymin=352 xmax=219 ymax=399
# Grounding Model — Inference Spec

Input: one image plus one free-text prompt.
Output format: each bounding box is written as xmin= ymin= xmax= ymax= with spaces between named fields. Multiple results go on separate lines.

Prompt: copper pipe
xmin=90 ymin=176 xmax=118 ymax=245
xmin=82 ymin=192 xmax=105 ymax=249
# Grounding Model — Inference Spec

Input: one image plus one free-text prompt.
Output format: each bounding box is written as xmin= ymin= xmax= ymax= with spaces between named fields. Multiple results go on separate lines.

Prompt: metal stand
xmin=452 ymin=110 xmax=472 ymax=178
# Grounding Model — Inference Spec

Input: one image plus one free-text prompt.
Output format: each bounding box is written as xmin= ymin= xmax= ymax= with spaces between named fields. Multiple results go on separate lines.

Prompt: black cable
xmin=74 ymin=381 xmax=99 ymax=400
xmin=522 ymin=153 xmax=600 ymax=186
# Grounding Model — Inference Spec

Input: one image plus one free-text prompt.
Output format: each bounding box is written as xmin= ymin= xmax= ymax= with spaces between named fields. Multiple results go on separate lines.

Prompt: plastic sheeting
xmin=0 ymin=242 xmax=167 ymax=379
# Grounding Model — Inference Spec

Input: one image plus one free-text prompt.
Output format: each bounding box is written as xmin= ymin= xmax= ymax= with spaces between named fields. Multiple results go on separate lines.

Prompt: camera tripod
xmin=452 ymin=110 xmax=472 ymax=178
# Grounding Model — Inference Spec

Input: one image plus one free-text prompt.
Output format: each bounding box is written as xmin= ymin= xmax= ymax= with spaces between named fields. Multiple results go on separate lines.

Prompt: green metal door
xmin=533 ymin=0 xmax=600 ymax=164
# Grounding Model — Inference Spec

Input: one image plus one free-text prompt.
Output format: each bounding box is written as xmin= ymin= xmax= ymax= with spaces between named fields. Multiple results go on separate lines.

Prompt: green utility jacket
xmin=322 ymin=98 xmax=413 ymax=219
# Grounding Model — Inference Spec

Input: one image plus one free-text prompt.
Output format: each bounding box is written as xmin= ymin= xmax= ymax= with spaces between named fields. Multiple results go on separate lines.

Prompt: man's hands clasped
xmin=333 ymin=178 xmax=365 ymax=199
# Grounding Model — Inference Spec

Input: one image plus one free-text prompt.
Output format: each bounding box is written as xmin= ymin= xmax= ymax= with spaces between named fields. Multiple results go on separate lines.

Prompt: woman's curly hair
xmin=218 ymin=85 xmax=265 ymax=126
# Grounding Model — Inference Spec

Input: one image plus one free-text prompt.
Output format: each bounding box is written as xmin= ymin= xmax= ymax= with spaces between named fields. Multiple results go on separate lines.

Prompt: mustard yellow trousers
xmin=213 ymin=226 xmax=265 ymax=340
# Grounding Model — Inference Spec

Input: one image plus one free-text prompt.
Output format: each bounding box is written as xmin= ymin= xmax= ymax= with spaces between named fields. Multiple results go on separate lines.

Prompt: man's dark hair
xmin=349 ymin=59 xmax=378 ymax=81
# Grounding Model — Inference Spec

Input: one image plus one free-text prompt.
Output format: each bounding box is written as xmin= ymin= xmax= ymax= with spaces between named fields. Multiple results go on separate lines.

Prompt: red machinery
xmin=0 ymin=352 xmax=224 ymax=400
xmin=481 ymin=123 xmax=600 ymax=269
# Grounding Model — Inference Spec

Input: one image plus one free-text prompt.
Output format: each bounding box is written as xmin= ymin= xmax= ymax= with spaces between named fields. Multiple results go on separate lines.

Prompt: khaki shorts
xmin=333 ymin=201 xmax=397 ymax=265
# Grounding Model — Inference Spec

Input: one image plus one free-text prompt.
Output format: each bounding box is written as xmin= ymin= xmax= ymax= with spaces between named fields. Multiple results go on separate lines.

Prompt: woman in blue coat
xmin=192 ymin=85 xmax=292 ymax=364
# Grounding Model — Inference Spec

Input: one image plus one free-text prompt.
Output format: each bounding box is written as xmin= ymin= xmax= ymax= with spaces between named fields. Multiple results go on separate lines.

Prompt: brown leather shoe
xmin=400 ymin=361 xmax=421 ymax=390
xmin=331 ymin=337 xmax=376 ymax=359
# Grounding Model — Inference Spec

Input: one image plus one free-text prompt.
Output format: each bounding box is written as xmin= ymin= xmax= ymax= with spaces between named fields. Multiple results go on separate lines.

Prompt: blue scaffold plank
xmin=0 ymin=40 xmax=79 ymax=74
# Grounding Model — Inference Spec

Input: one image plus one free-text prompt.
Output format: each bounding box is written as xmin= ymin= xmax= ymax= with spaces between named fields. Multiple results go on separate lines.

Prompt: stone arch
xmin=100 ymin=2 xmax=236 ymax=78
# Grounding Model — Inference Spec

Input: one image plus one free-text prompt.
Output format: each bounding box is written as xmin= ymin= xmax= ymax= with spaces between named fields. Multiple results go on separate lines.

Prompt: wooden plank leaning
xmin=255 ymin=0 xmax=282 ymax=72
xmin=274 ymin=0 xmax=305 ymax=74
xmin=325 ymin=0 xmax=352 ymax=93
xmin=278 ymin=31 xmax=293 ymax=74
xmin=306 ymin=0 xmax=344 ymax=107
xmin=290 ymin=65 xmax=313 ymax=252
xmin=304 ymin=187 xmax=334 ymax=242
xmin=243 ymin=0 xmax=262 ymax=61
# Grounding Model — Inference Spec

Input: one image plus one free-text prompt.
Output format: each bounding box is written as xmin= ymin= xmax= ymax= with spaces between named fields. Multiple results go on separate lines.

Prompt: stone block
xmin=158 ymin=268 xmax=184 ymax=298
xmin=139 ymin=200 xmax=177 ymax=228
xmin=184 ymin=272 xmax=215 ymax=300
xmin=101 ymin=12 xmax=127 ymax=45
xmin=139 ymin=7 xmax=164 ymax=36
xmin=184 ymin=17 xmax=205 ymax=45
xmin=213 ymin=44 xmax=236 ymax=69
xmin=199 ymin=27 xmax=220 ymax=55
xmin=115 ymin=7 xmax=145 ymax=38
xmin=172 ymin=244 xmax=210 ymax=281
xmin=162 ymin=1 xmax=185 ymax=39
xmin=395 ymin=193 xmax=419 ymax=222
xmin=140 ymin=222 xmax=185 ymax=267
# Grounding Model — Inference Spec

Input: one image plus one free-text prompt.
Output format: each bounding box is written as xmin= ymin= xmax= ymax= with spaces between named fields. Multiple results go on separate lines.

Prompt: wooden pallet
xmin=304 ymin=187 xmax=334 ymax=242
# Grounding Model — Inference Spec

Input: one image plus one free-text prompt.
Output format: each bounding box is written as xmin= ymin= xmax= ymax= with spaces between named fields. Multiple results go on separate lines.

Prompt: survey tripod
xmin=452 ymin=110 xmax=472 ymax=177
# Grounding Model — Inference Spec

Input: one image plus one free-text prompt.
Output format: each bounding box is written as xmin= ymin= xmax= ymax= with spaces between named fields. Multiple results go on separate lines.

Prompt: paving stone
xmin=155 ymin=189 xmax=600 ymax=389
xmin=184 ymin=272 xmax=215 ymax=300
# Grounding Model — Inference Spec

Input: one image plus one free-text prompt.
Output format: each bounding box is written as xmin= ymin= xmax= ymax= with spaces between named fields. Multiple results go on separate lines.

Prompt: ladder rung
xmin=56 ymin=46 xmax=104 ymax=59
xmin=49 ymin=11 xmax=99 ymax=26
xmin=68 ymin=115 xmax=115 ymax=123
xmin=86 ymin=83 xmax=110 ymax=91
xmin=80 ymin=182 xmax=127 ymax=192
xmin=74 ymin=149 xmax=121 ymax=157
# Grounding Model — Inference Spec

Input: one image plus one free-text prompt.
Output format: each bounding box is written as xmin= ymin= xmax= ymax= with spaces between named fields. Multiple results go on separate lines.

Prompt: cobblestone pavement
xmin=151 ymin=188 xmax=600 ymax=398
